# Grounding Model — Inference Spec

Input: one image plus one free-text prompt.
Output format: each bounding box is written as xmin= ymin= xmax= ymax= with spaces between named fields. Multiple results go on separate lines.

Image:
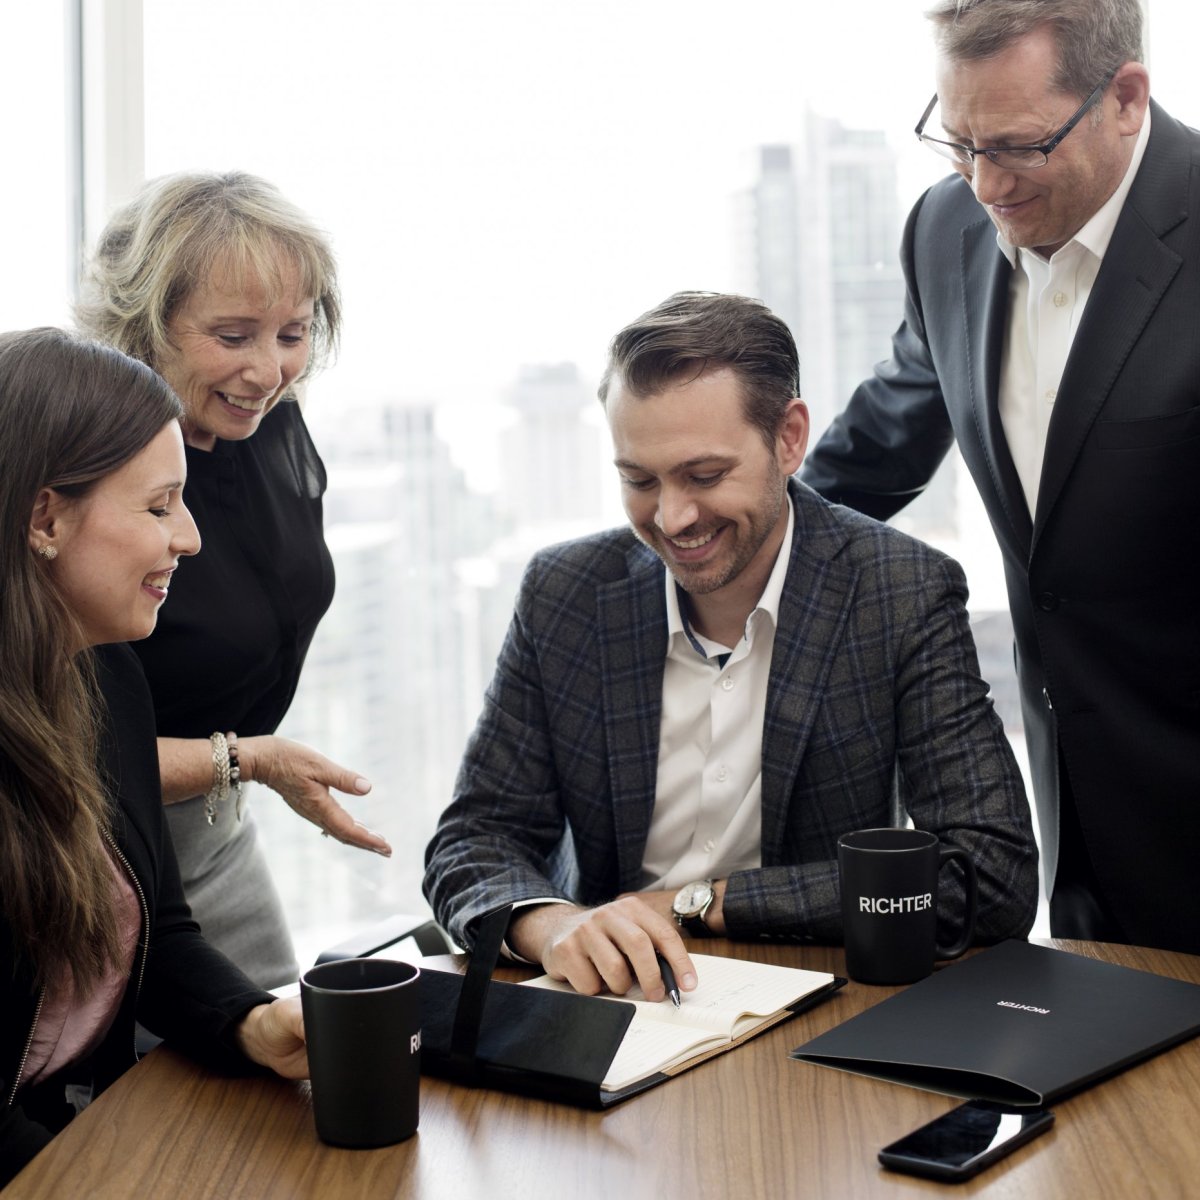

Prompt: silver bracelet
xmin=205 ymin=731 xmax=230 ymax=825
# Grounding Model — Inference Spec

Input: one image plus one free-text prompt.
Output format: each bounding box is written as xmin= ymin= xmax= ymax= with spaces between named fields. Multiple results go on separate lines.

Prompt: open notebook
xmin=525 ymin=953 xmax=839 ymax=1091
xmin=418 ymin=904 xmax=845 ymax=1108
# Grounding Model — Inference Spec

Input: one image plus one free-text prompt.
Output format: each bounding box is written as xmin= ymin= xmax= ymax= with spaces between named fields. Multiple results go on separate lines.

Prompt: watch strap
xmin=678 ymin=912 xmax=713 ymax=937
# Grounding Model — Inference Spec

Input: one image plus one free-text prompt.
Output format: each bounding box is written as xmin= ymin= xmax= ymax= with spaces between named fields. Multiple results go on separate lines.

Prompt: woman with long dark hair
xmin=0 ymin=328 xmax=306 ymax=1187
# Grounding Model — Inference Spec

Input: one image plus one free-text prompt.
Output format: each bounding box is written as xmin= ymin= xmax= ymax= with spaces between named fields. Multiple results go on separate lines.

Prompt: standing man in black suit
xmin=802 ymin=0 xmax=1200 ymax=953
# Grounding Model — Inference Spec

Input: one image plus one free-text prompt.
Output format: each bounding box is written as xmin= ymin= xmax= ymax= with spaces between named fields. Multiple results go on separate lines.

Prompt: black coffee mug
xmin=838 ymin=828 xmax=978 ymax=985
xmin=300 ymin=958 xmax=421 ymax=1147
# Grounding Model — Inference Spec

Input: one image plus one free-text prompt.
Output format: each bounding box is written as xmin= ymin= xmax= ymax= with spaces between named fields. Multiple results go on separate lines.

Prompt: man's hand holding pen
xmin=655 ymin=953 xmax=682 ymax=1008
xmin=509 ymin=895 xmax=699 ymax=1004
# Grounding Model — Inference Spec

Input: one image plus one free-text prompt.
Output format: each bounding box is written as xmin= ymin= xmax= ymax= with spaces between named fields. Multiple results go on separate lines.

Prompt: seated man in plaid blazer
xmin=424 ymin=291 xmax=1037 ymax=1002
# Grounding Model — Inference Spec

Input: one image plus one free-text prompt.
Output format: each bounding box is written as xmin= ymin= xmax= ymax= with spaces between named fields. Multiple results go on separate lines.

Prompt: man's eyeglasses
xmin=914 ymin=71 xmax=1117 ymax=170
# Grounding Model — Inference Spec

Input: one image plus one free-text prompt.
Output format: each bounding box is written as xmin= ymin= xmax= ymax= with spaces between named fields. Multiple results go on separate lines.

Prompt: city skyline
xmin=6 ymin=0 xmax=1115 ymax=956
xmin=271 ymin=111 xmax=1023 ymax=958
xmin=139 ymin=0 xmax=947 ymax=414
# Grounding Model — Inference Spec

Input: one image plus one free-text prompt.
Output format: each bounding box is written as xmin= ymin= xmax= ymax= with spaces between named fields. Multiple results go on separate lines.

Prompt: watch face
xmin=674 ymin=881 xmax=714 ymax=916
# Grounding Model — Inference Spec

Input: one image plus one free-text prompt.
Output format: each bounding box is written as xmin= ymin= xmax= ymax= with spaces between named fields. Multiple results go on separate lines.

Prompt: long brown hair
xmin=0 ymin=328 xmax=183 ymax=991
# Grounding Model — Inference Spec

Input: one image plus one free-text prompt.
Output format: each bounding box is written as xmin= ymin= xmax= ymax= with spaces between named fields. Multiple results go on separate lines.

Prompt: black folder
xmin=791 ymin=940 xmax=1200 ymax=1105
xmin=420 ymin=903 xmax=843 ymax=1108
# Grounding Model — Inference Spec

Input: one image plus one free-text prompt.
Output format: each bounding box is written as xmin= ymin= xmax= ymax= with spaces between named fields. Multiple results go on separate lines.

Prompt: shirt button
xmin=721 ymin=677 xmax=734 ymax=692
xmin=703 ymin=839 xmax=715 ymax=853
xmin=716 ymin=767 xmax=728 ymax=783
xmin=1045 ymin=389 xmax=1056 ymax=404
xmin=1053 ymin=291 xmax=1068 ymax=307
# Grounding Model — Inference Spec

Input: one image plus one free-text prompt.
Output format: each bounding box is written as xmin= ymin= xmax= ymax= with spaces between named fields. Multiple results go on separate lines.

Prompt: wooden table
xmin=8 ymin=939 xmax=1200 ymax=1199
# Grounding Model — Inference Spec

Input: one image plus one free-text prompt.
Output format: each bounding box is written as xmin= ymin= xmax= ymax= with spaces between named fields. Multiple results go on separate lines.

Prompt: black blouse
xmin=131 ymin=400 xmax=335 ymax=738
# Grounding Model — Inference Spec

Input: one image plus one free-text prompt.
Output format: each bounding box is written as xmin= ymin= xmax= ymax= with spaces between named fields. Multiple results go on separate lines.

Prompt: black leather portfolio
xmin=419 ymin=904 xmax=843 ymax=1108
xmin=791 ymin=940 xmax=1200 ymax=1105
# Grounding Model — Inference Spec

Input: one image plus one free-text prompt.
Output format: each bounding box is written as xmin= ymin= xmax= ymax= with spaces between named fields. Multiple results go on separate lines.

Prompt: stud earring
xmin=36 ymin=544 xmax=58 ymax=561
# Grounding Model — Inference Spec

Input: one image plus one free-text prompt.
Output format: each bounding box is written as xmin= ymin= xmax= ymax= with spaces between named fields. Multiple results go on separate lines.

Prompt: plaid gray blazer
xmin=424 ymin=480 xmax=1037 ymax=949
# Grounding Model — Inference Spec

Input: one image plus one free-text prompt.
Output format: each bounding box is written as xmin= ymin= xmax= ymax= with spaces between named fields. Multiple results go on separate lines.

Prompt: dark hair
xmin=598 ymin=291 xmax=800 ymax=450
xmin=926 ymin=0 xmax=1143 ymax=97
xmin=0 ymin=327 xmax=183 ymax=990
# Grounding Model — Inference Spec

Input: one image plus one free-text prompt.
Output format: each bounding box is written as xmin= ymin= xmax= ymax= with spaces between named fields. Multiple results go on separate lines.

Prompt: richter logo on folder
xmin=997 ymin=1000 xmax=1051 ymax=1015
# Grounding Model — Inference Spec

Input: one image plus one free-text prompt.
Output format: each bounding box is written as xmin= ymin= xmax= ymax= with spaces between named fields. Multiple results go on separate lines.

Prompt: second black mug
xmin=838 ymin=827 xmax=978 ymax=985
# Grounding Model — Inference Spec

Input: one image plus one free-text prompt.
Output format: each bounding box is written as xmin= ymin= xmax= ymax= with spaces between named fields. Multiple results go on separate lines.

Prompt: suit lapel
xmin=1035 ymin=105 xmax=1188 ymax=549
xmin=760 ymin=485 xmax=858 ymax=859
xmin=960 ymin=217 xmax=1034 ymax=559
xmin=595 ymin=490 xmax=861 ymax=872
xmin=596 ymin=545 xmax=668 ymax=887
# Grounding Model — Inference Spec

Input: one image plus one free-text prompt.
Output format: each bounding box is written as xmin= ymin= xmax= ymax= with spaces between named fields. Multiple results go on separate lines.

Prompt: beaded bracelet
xmin=226 ymin=731 xmax=242 ymax=818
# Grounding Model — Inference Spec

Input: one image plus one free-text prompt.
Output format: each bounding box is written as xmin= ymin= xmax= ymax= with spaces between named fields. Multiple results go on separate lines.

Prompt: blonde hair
xmin=77 ymin=171 xmax=341 ymax=386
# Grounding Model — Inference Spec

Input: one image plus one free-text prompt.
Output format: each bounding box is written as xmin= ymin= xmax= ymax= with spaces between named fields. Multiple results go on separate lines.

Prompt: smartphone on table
xmin=878 ymin=1099 xmax=1054 ymax=1182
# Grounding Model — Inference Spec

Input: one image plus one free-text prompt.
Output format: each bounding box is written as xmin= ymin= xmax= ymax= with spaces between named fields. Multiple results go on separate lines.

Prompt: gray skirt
xmin=165 ymin=786 xmax=299 ymax=990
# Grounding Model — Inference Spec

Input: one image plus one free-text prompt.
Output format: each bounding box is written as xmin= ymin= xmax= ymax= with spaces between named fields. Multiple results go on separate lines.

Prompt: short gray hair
xmin=77 ymin=171 xmax=341 ymax=384
xmin=927 ymin=0 xmax=1143 ymax=98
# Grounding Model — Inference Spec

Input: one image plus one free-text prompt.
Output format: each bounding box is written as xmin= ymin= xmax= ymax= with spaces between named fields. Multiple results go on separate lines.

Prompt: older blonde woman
xmin=78 ymin=172 xmax=391 ymax=988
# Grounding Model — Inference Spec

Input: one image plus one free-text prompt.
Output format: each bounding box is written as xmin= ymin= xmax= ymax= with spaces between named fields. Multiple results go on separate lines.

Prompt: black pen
xmin=656 ymin=952 xmax=682 ymax=1008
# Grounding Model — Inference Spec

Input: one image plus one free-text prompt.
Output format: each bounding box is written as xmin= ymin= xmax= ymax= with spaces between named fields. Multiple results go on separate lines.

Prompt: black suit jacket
xmin=802 ymin=100 xmax=1200 ymax=953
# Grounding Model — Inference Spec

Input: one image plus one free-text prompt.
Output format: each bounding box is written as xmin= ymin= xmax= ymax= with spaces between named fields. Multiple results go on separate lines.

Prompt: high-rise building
xmin=498 ymin=362 xmax=607 ymax=529
xmin=270 ymin=398 xmax=497 ymax=953
xmin=743 ymin=114 xmax=957 ymax=540
xmin=470 ymin=361 xmax=615 ymax=683
xmin=741 ymin=115 xmax=1020 ymax=751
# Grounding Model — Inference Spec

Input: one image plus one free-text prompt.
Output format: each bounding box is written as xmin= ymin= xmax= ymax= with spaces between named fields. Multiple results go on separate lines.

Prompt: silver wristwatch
xmin=673 ymin=879 xmax=715 ymax=937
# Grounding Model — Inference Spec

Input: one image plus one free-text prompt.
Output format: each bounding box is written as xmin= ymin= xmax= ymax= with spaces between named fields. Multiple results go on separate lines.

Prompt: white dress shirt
xmin=640 ymin=500 xmax=795 ymax=890
xmin=998 ymin=110 xmax=1151 ymax=516
xmin=503 ymin=503 xmax=794 ymax=955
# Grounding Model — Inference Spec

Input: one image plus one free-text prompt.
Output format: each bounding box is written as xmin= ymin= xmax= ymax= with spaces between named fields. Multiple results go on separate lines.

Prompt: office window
xmin=133 ymin=0 xmax=1062 ymax=958
xmin=0 ymin=6 xmax=72 ymax=329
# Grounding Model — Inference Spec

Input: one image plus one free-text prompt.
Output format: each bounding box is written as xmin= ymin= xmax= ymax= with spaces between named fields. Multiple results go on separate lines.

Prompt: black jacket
xmin=803 ymin=101 xmax=1200 ymax=952
xmin=1 ymin=644 xmax=274 ymax=1187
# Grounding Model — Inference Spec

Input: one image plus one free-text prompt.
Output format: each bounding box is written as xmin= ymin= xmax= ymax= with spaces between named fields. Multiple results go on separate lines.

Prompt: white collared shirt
xmin=639 ymin=500 xmax=795 ymax=891
xmin=998 ymin=110 xmax=1151 ymax=516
